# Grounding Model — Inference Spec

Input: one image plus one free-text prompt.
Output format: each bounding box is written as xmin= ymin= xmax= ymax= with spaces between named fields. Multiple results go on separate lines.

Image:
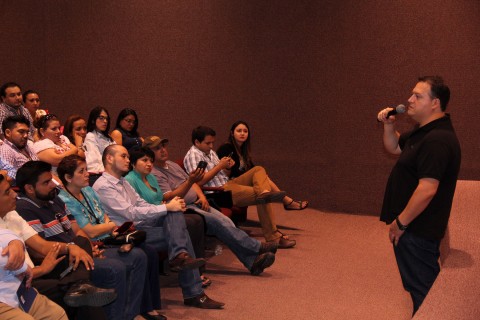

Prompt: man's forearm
xmin=163 ymin=180 xmax=194 ymax=201
xmin=397 ymin=178 xmax=439 ymax=226
xmin=383 ymin=124 xmax=401 ymax=155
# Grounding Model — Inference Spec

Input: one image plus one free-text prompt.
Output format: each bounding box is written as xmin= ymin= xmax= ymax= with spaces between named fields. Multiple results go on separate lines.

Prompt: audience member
xmin=0 ymin=170 xmax=114 ymax=319
xmin=57 ymin=155 xmax=166 ymax=320
xmin=143 ymin=137 xmax=278 ymax=275
xmin=63 ymin=115 xmax=87 ymax=158
xmin=217 ymin=120 xmax=308 ymax=210
xmin=0 ymin=115 xmax=39 ymax=182
xmin=22 ymin=90 xmax=42 ymax=120
xmin=84 ymin=106 xmax=115 ymax=185
xmin=111 ymin=108 xmax=143 ymax=151
xmin=124 ymin=147 xmax=207 ymax=285
xmin=33 ymin=114 xmax=78 ymax=177
xmin=93 ymin=144 xmax=224 ymax=309
xmin=0 ymin=228 xmax=68 ymax=320
xmin=0 ymin=82 xmax=35 ymax=140
xmin=184 ymin=126 xmax=296 ymax=248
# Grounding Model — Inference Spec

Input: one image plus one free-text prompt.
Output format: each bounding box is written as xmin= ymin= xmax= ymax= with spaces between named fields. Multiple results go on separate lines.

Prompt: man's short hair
xmin=418 ymin=76 xmax=450 ymax=111
xmin=191 ymin=126 xmax=216 ymax=144
xmin=0 ymin=82 xmax=22 ymax=98
xmin=16 ymin=161 xmax=52 ymax=193
xmin=2 ymin=115 xmax=30 ymax=133
xmin=102 ymin=144 xmax=119 ymax=166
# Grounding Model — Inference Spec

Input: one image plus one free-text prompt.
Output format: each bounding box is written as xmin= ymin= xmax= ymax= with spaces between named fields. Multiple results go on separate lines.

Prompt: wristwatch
xmin=65 ymin=242 xmax=75 ymax=253
xmin=395 ymin=217 xmax=408 ymax=231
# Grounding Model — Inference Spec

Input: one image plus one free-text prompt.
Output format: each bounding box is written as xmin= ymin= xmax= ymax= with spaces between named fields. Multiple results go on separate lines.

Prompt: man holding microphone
xmin=377 ymin=76 xmax=461 ymax=315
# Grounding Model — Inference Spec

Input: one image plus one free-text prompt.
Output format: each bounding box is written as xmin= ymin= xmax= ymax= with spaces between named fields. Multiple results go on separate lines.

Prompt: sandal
xmin=283 ymin=200 xmax=309 ymax=211
xmin=201 ymin=275 xmax=212 ymax=288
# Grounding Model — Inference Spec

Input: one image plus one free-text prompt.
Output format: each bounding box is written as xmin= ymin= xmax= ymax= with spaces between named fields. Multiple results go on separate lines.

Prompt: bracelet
xmin=65 ymin=242 xmax=75 ymax=253
xmin=395 ymin=217 xmax=408 ymax=231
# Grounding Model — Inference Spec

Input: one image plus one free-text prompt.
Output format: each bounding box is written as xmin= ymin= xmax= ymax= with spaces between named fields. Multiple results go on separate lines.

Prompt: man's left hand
xmin=2 ymin=239 xmax=25 ymax=271
xmin=195 ymin=196 xmax=210 ymax=211
xmin=388 ymin=221 xmax=405 ymax=246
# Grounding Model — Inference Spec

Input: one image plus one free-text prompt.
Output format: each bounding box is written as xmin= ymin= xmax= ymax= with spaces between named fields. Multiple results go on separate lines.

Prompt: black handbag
xmin=103 ymin=229 xmax=146 ymax=246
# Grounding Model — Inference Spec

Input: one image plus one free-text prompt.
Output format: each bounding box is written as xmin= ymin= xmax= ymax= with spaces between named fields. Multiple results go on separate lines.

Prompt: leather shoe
xmin=269 ymin=234 xmax=296 ymax=249
xmin=63 ymin=280 xmax=117 ymax=307
xmin=169 ymin=252 xmax=205 ymax=272
xmin=184 ymin=293 xmax=225 ymax=309
xmin=259 ymin=241 xmax=278 ymax=254
xmin=255 ymin=191 xmax=286 ymax=204
xmin=141 ymin=312 xmax=167 ymax=320
xmin=250 ymin=252 xmax=275 ymax=276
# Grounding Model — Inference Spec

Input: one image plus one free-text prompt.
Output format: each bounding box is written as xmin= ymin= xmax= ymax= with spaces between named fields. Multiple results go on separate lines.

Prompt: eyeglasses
xmin=55 ymin=213 xmax=71 ymax=232
xmin=97 ymin=116 xmax=109 ymax=122
xmin=123 ymin=119 xmax=136 ymax=124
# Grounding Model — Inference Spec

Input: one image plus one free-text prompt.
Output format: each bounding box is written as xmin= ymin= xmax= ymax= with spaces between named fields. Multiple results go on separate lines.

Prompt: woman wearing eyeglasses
xmin=84 ymin=106 xmax=116 ymax=186
xmin=110 ymin=108 xmax=143 ymax=151
xmin=33 ymin=114 xmax=78 ymax=177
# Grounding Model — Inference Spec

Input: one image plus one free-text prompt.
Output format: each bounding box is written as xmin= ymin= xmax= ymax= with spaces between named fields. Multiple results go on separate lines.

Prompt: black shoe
xmin=250 ymin=252 xmax=275 ymax=276
xmin=169 ymin=252 xmax=205 ymax=272
xmin=141 ymin=312 xmax=168 ymax=320
xmin=259 ymin=241 xmax=278 ymax=254
xmin=63 ymin=281 xmax=117 ymax=307
xmin=184 ymin=293 xmax=225 ymax=309
xmin=255 ymin=191 xmax=286 ymax=204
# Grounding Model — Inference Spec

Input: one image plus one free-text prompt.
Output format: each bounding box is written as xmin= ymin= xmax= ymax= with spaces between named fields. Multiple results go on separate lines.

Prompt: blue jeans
xmin=393 ymin=231 xmax=441 ymax=315
xmin=187 ymin=205 xmax=261 ymax=269
xmin=137 ymin=211 xmax=203 ymax=299
xmin=91 ymin=256 xmax=126 ymax=320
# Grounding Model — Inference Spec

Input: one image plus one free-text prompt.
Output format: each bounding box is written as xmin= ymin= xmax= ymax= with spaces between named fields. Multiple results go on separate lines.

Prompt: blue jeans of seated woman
xmin=136 ymin=210 xmax=203 ymax=299
xmin=187 ymin=205 xmax=261 ymax=270
xmin=92 ymin=247 xmax=148 ymax=320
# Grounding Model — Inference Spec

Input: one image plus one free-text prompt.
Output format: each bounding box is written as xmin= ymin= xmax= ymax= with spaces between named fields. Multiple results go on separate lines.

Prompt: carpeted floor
xmin=159 ymin=204 xmax=413 ymax=320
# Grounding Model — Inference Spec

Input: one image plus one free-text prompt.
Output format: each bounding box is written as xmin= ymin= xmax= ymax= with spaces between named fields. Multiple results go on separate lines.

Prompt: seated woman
xmin=57 ymin=155 xmax=165 ymax=320
xmin=63 ymin=115 xmax=87 ymax=158
xmin=23 ymin=90 xmax=47 ymax=142
xmin=33 ymin=114 xmax=78 ymax=179
xmin=124 ymin=147 xmax=211 ymax=287
xmin=110 ymin=108 xmax=143 ymax=151
xmin=217 ymin=120 xmax=308 ymax=210
xmin=84 ymin=106 xmax=116 ymax=185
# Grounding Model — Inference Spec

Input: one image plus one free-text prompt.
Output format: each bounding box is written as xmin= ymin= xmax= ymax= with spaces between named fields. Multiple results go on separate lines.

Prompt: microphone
xmin=386 ymin=104 xmax=406 ymax=118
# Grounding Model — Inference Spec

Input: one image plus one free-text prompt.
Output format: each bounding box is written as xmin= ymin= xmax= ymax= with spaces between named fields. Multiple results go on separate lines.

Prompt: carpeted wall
xmin=2 ymin=0 xmax=480 ymax=215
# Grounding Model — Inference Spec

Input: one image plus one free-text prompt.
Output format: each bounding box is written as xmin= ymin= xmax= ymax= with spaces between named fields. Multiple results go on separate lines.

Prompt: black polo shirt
xmin=380 ymin=114 xmax=461 ymax=240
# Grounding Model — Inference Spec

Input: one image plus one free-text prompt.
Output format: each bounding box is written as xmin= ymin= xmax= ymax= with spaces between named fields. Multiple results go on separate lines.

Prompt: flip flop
xmin=283 ymin=200 xmax=309 ymax=211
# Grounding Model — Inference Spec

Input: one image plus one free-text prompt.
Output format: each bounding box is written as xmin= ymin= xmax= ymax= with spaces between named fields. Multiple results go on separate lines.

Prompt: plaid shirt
xmin=183 ymin=145 xmax=229 ymax=188
xmin=0 ymin=103 xmax=35 ymax=138
xmin=0 ymin=139 xmax=39 ymax=173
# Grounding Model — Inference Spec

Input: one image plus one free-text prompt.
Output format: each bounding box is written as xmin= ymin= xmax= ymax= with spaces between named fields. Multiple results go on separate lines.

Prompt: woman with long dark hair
xmin=63 ymin=114 xmax=87 ymax=158
xmin=217 ymin=120 xmax=308 ymax=210
xmin=110 ymin=108 xmax=143 ymax=151
xmin=84 ymin=106 xmax=116 ymax=185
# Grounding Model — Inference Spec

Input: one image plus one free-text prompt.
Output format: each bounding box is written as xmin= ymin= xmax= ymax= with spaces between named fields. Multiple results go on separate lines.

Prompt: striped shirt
xmin=183 ymin=145 xmax=229 ymax=188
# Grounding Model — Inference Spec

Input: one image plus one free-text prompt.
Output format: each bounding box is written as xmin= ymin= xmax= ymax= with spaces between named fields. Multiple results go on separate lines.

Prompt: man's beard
xmin=35 ymin=188 xmax=58 ymax=201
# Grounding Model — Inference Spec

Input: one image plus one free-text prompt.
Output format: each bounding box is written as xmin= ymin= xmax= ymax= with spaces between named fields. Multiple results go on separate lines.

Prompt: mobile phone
xmin=59 ymin=264 xmax=74 ymax=279
xmin=197 ymin=161 xmax=207 ymax=170
xmin=115 ymin=221 xmax=134 ymax=234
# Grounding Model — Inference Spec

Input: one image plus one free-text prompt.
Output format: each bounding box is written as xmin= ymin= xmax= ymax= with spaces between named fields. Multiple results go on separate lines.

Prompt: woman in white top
xmin=33 ymin=114 xmax=78 ymax=177
xmin=83 ymin=106 xmax=116 ymax=185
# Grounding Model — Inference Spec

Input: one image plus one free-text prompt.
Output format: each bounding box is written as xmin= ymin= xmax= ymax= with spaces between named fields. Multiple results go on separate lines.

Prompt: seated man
xmin=93 ymin=144 xmax=224 ymax=309
xmin=0 ymin=82 xmax=35 ymax=140
xmin=183 ymin=126 xmax=295 ymax=248
xmin=0 ymin=171 xmax=114 ymax=319
xmin=0 ymin=228 xmax=67 ymax=320
xmin=143 ymin=136 xmax=278 ymax=275
xmin=14 ymin=162 xmax=121 ymax=318
xmin=0 ymin=115 xmax=39 ymax=182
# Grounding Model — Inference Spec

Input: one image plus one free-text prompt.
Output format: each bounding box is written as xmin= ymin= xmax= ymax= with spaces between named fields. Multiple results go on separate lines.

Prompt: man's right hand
xmin=219 ymin=157 xmax=233 ymax=170
xmin=68 ymin=244 xmax=94 ymax=271
xmin=377 ymin=107 xmax=397 ymax=124
xmin=187 ymin=168 xmax=205 ymax=184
